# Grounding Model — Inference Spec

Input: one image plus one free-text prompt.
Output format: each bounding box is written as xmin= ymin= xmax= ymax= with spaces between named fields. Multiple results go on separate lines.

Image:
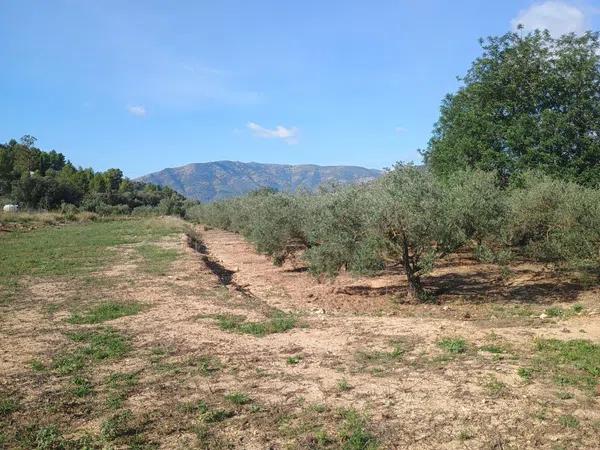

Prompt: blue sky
xmin=1 ymin=1 xmax=598 ymax=177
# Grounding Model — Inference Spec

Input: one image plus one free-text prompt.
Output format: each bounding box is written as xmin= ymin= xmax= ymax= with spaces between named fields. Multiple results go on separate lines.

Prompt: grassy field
xmin=0 ymin=217 xmax=599 ymax=449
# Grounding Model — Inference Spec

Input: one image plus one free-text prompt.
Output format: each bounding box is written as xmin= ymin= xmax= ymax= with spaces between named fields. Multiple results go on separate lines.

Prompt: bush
xmin=508 ymin=172 xmax=600 ymax=268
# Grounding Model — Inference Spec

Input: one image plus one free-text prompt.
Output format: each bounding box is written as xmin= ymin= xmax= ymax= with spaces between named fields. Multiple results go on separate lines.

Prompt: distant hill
xmin=137 ymin=161 xmax=383 ymax=202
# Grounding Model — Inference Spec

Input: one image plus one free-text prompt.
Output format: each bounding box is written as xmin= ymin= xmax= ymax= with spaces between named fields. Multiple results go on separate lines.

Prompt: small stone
xmin=539 ymin=313 xmax=548 ymax=319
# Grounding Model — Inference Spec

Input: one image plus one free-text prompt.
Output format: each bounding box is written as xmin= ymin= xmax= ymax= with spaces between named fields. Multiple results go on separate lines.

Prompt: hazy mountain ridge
xmin=138 ymin=161 xmax=383 ymax=202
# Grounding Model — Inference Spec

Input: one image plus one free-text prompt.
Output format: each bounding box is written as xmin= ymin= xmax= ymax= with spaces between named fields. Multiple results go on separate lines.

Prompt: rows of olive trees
xmin=186 ymin=165 xmax=600 ymax=301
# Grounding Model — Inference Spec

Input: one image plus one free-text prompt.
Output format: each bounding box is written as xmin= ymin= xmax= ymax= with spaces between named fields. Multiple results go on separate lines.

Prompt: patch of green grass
xmin=214 ymin=312 xmax=297 ymax=337
xmin=0 ymin=219 xmax=181 ymax=301
xmin=225 ymin=392 xmax=251 ymax=405
xmin=438 ymin=337 xmax=468 ymax=354
xmin=337 ymin=378 xmax=352 ymax=392
xmin=287 ymin=355 xmax=302 ymax=365
xmin=558 ymin=415 xmax=579 ymax=428
xmin=0 ymin=397 xmax=18 ymax=416
xmin=535 ymin=339 xmax=600 ymax=392
xmin=68 ymin=301 xmax=143 ymax=324
xmin=136 ymin=244 xmax=180 ymax=275
xmin=71 ymin=377 xmax=93 ymax=397
xmin=69 ymin=328 xmax=130 ymax=360
xmin=54 ymin=328 xmax=130 ymax=374
xmin=1 ymin=218 xmax=182 ymax=305
xmin=338 ymin=409 xmax=378 ymax=450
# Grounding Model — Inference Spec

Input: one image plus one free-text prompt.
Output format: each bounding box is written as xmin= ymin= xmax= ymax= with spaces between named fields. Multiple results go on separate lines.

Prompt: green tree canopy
xmin=423 ymin=30 xmax=600 ymax=185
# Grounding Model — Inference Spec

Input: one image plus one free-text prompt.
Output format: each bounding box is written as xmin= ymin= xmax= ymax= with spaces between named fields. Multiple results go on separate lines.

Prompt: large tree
xmin=423 ymin=29 xmax=600 ymax=185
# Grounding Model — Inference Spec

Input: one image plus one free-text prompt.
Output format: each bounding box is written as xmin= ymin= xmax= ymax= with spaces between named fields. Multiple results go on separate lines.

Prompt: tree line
xmin=187 ymin=29 xmax=600 ymax=300
xmin=187 ymin=168 xmax=600 ymax=300
xmin=0 ymin=136 xmax=194 ymax=215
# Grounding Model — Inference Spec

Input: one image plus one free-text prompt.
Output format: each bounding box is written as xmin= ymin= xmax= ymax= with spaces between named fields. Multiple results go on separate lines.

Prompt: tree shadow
xmin=333 ymin=267 xmax=589 ymax=305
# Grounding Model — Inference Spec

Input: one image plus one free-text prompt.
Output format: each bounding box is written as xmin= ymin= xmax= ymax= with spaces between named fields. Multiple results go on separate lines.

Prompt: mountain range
xmin=138 ymin=161 xmax=383 ymax=202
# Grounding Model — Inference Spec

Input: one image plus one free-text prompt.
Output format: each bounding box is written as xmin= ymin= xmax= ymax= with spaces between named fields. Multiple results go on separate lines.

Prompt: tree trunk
xmin=401 ymin=234 xmax=425 ymax=302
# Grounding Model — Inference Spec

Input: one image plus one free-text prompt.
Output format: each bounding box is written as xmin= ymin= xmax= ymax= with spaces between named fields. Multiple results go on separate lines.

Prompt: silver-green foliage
xmin=508 ymin=172 xmax=600 ymax=268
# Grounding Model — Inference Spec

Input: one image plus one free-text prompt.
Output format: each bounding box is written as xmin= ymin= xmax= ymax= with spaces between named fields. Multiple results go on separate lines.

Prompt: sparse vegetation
xmin=534 ymin=339 xmax=600 ymax=392
xmin=213 ymin=312 xmax=298 ymax=336
xmin=438 ymin=337 xmax=468 ymax=354
xmin=225 ymin=392 xmax=251 ymax=405
xmin=68 ymin=301 xmax=143 ymax=324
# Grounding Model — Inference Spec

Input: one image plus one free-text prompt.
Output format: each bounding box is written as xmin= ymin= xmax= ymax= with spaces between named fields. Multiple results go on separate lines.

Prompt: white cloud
xmin=395 ymin=126 xmax=407 ymax=134
xmin=246 ymin=122 xmax=299 ymax=144
xmin=127 ymin=105 xmax=147 ymax=117
xmin=511 ymin=2 xmax=587 ymax=37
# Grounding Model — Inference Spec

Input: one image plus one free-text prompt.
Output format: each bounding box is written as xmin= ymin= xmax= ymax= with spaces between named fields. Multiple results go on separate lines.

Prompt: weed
xmin=106 ymin=371 xmax=139 ymax=388
xmin=0 ymin=397 xmax=18 ymax=416
xmin=484 ymin=376 xmax=506 ymax=397
xmin=69 ymin=328 xmax=130 ymax=360
xmin=201 ymin=409 xmax=235 ymax=423
xmin=338 ymin=409 xmax=378 ymax=450
xmin=54 ymin=328 xmax=130 ymax=374
xmin=558 ymin=415 xmax=579 ymax=428
xmin=438 ymin=337 xmax=468 ymax=354
xmin=458 ymin=429 xmax=474 ymax=441
xmin=310 ymin=404 xmax=327 ymax=413
xmin=179 ymin=400 xmax=209 ymax=414
xmin=68 ymin=301 xmax=143 ymax=324
xmin=30 ymin=359 xmax=46 ymax=372
xmin=337 ymin=378 xmax=352 ymax=392
xmin=287 ymin=356 xmax=302 ymax=365
xmin=187 ymin=355 xmax=222 ymax=376
xmin=556 ymin=391 xmax=574 ymax=400
xmin=480 ymin=344 xmax=505 ymax=354
xmin=572 ymin=304 xmax=584 ymax=313
xmin=105 ymin=372 xmax=138 ymax=409
xmin=517 ymin=367 xmax=534 ymax=381
xmin=33 ymin=425 xmax=65 ymax=449
xmin=101 ymin=410 xmax=133 ymax=440
xmin=535 ymin=339 xmax=600 ymax=392
xmin=225 ymin=392 xmax=251 ymax=405
xmin=53 ymin=352 xmax=86 ymax=375
xmin=214 ymin=312 xmax=297 ymax=336
xmin=545 ymin=307 xmax=564 ymax=318
xmin=71 ymin=377 xmax=93 ymax=397
xmin=356 ymin=343 xmax=405 ymax=367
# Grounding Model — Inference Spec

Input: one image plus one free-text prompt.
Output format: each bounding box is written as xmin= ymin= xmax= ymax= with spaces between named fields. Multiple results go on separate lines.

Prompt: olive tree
xmin=302 ymin=184 xmax=383 ymax=276
xmin=508 ymin=172 xmax=600 ymax=268
xmin=368 ymin=165 xmax=466 ymax=300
